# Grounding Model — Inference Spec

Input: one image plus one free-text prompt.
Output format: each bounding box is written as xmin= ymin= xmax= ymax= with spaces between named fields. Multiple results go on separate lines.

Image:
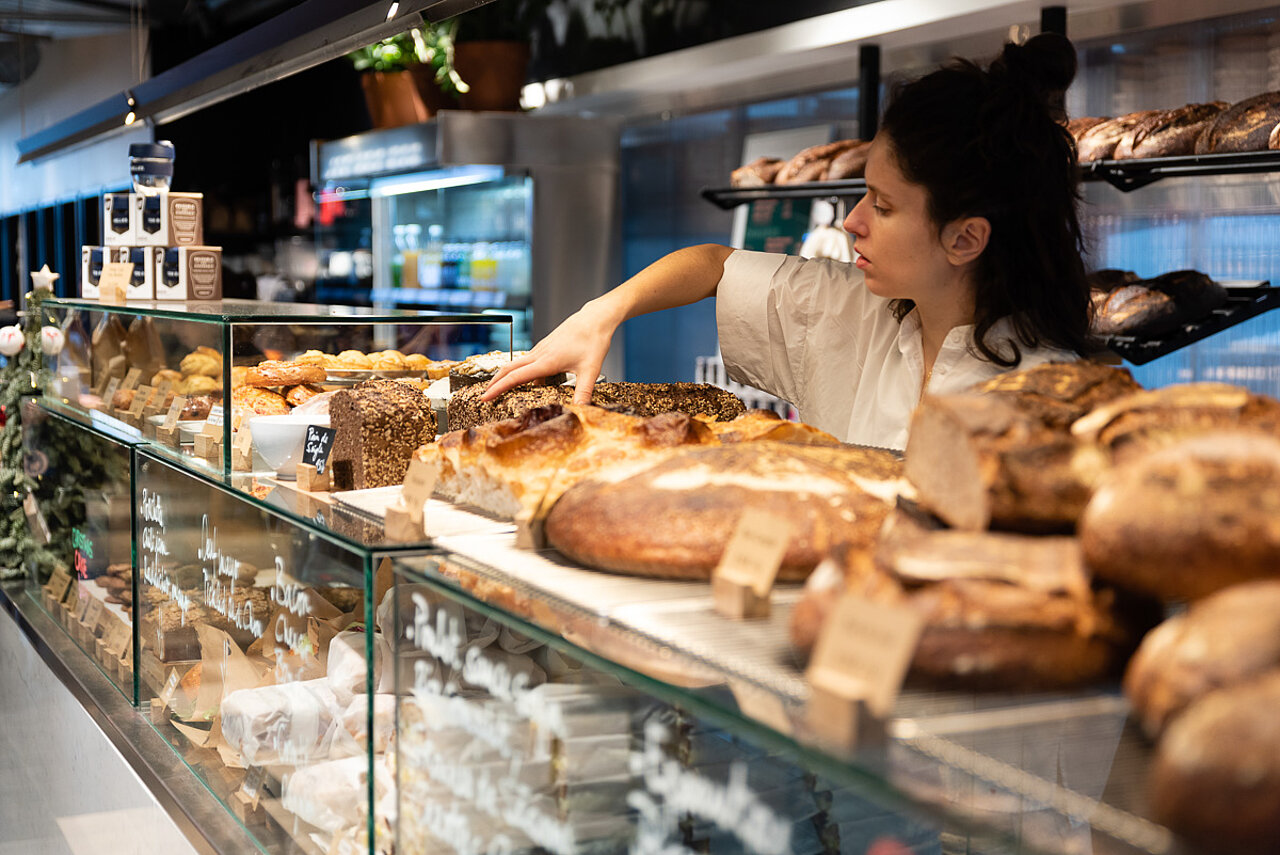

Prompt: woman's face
xmin=843 ymin=137 xmax=958 ymax=303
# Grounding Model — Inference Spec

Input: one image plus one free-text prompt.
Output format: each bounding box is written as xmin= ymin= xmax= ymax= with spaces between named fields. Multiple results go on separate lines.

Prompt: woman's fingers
xmin=481 ymin=356 xmax=554 ymax=401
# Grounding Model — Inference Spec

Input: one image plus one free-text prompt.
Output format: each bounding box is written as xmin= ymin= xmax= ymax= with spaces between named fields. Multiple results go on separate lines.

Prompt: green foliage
xmin=348 ymin=32 xmax=421 ymax=73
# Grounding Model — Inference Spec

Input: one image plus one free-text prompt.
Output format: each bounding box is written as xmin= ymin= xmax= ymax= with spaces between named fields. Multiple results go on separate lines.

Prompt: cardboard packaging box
xmin=112 ymin=246 xmax=155 ymax=300
xmin=81 ymin=246 xmax=106 ymax=299
xmin=152 ymin=246 xmax=222 ymax=300
xmin=102 ymin=193 xmax=134 ymax=246
xmin=133 ymin=191 xmax=203 ymax=247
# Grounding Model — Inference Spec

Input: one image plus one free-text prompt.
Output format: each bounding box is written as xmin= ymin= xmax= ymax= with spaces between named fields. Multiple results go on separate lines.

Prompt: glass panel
xmin=135 ymin=449 xmax=377 ymax=854
xmin=48 ymin=296 xmax=503 ymax=323
xmin=391 ymin=561 xmax=958 ymax=855
xmin=22 ymin=400 xmax=136 ymax=702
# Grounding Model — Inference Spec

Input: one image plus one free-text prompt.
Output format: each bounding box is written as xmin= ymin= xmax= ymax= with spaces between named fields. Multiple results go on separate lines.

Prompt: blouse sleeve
xmin=715 ymin=249 xmax=817 ymax=406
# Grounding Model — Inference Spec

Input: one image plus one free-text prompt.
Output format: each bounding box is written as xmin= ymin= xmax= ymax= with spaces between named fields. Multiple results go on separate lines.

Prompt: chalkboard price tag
xmin=302 ymin=425 xmax=337 ymax=475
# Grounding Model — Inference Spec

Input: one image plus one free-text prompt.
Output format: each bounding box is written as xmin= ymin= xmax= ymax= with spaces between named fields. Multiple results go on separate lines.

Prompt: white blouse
xmin=715 ymin=250 xmax=1076 ymax=450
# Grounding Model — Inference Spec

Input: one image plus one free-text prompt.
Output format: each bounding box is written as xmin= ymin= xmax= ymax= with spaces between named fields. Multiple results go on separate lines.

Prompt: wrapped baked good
xmin=123 ymin=317 xmax=165 ymax=382
xmin=329 ymin=379 xmax=437 ymax=490
xmin=221 ymin=679 xmax=347 ymax=766
xmin=326 ymin=629 xmax=394 ymax=705
xmin=280 ymin=754 xmax=393 ymax=835
xmin=1125 ymin=580 xmax=1280 ymax=738
xmin=790 ymin=510 xmax=1149 ymax=689
xmin=1079 ymin=432 xmax=1280 ymax=601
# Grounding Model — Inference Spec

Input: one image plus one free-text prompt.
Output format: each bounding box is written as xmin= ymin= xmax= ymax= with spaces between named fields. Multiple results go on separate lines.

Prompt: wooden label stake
xmin=712 ymin=508 xmax=792 ymax=620
xmin=804 ymin=589 xmax=924 ymax=751
xmin=120 ymin=367 xmax=142 ymax=392
xmin=157 ymin=395 xmax=187 ymax=447
xmin=385 ymin=457 xmax=436 ymax=541
xmin=98 ymin=262 xmax=132 ymax=304
xmin=231 ymin=427 xmax=254 ymax=472
xmin=99 ymin=377 xmax=122 ymax=413
xmin=195 ymin=405 xmax=224 ymax=461
xmin=295 ymin=463 xmax=331 ymax=492
xmin=47 ymin=565 xmax=73 ymax=602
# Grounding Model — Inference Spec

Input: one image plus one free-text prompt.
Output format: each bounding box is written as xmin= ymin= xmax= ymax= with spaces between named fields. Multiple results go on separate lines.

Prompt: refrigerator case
xmin=313 ymin=112 xmax=622 ymax=367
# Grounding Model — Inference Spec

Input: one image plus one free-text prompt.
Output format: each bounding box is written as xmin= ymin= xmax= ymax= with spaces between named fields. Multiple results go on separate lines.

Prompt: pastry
xmin=1195 ymin=90 xmax=1280 ymax=153
xmin=284 ymin=384 xmax=325 ymax=407
xmin=123 ymin=317 xmax=165 ymax=382
xmin=335 ymin=350 xmax=373 ymax=370
xmin=111 ymin=388 xmax=136 ymax=411
xmin=244 ymin=360 xmax=327 ymax=388
xmin=232 ymin=386 xmax=290 ymax=417
xmin=229 ymin=365 xmax=250 ymax=388
xmin=369 ymin=349 xmax=408 ymax=370
xmin=179 ymin=349 xmax=221 ymax=378
xmin=544 ymin=442 xmax=901 ymax=581
xmin=1080 ymin=432 xmax=1280 ymax=602
xmin=425 ymin=359 xmax=457 ymax=380
xmin=150 ymin=368 xmax=182 ymax=388
xmin=296 ymin=350 xmax=328 ymax=367
xmin=1125 ymin=580 xmax=1280 ymax=738
xmin=447 ymin=380 xmax=746 ymax=431
xmin=329 ymin=380 xmax=436 ymax=491
xmin=180 ymin=395 xmax=217 ymax=420
xmin=730 ymin=156 xmax=786 ymax=187
xmin=1149 ymin=671 xmax=1280 ymax=855
xmin=177 ymin=374 xmax=221 ymax=396
xmin=790 ymin=510 xmax=1145 ymax=690
xmin=404 ymin=354 xmax=431 ymax=372
xmin=448 ymin=350 xmax=540 ymax=393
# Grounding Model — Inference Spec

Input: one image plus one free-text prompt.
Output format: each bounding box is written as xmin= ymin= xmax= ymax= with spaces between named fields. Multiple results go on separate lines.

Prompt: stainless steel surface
xmin=0 ymin=582 xmax=265 ymax=855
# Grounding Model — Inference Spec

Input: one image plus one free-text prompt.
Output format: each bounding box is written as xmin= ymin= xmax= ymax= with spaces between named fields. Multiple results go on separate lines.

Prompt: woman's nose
xmin=844 ymin=197 xmax=868 ymax=236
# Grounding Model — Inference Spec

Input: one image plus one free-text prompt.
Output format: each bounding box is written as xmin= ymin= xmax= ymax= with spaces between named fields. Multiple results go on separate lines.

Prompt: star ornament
xmin=29 ymin=265 xmax=60 ymax=292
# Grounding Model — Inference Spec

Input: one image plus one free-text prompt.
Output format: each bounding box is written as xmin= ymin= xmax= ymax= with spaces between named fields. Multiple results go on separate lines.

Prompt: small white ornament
xmin=0 ymin=326 xmax=24 ymax=357
xmin=40 ymin=327 xmax=65 ymax=356
xmin=29 ymin=265 xmax=60 ymax=292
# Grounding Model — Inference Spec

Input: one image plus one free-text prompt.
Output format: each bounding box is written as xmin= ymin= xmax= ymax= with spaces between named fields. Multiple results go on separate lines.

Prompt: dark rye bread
xmin=1195 ymin=90 xmax=1280 ymax=153
xmin=447 ymin=381 xmax=745 ymax=431
xmin=329 ymin=379 xmax=436 ymax=490
xmin=1112 ymin=102 xmax=1228 ymax=159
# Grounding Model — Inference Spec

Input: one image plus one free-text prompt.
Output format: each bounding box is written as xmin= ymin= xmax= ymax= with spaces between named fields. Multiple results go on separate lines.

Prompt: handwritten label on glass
xmin=302 ymin=425 xmax=337 ymax=474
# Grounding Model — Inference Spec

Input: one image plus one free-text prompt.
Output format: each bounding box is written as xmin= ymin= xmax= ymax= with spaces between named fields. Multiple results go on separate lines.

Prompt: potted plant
xmin=424 ymin=0 xmax=552 ymax=112
xmin=348 ymin=32 xmax=433 ymax=128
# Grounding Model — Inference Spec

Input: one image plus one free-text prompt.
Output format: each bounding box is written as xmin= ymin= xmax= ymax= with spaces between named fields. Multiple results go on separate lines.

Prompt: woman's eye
xmin=872 ymin=203 xmax=888 ymax=215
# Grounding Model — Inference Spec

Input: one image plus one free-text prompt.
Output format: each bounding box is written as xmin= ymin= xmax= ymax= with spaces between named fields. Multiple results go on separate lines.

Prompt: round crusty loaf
xmin=1080 ymin=432 xmax=1280 ymax=601
xmin=545 ymin=443 xmax=901 ymax=581
xmin=1150 ymin=670 xmax=1280 ymax=855
xmin=1124 ymin=580 xmax=1280 ymax=738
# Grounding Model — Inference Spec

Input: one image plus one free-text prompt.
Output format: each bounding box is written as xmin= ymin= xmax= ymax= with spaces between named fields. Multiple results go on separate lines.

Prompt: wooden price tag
xmin=240 ymin=765 xmax=266 ymax=811
xmin=23 ymin=492 xmax=50 ymax=545
xmin=100 ymin=377 xmax=122 ymax=412
xmin=231 ymin=427 xmax=254 ymax=472
xmin=386 ymin=458 xmax=436 ymax=542
xmin=195 ymin=405 xmax=225 ymax=460
xmin=158 ymin=668 xmax=180 ymax=709
xmin=163 ymin=395 xmax=188 ymax=430
xmin=82 ymin=597 xmax=104 ymax=631
xmin=106 ymin=618 xmax=131 ymax=655
xmin=98 ymin=262 xmax=132 ymax=304
xmin=120 ymin=367 xmax=142 ymax=392
xmin=712 ymin=509 xmax=792 ymax=619
xmin=128 ymin=385 xmax=152 ymax=420
xmin=201 ymin=404 xmax=224 ymax=437
xmin=47 ymin=565 xmax=73 ymax=602
xmin=75 ymin=590 xmax=93 ymax=623
xmin=154 ymin=377 xmax=174 ymax=400
xmin=302 ymin=425 xmax=337 ymax=475
xmin=804 ymin=590 xmax=924 ymax=750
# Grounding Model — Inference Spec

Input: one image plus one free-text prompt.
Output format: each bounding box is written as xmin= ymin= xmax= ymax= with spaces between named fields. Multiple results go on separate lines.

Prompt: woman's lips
xmin=854 ymin=251 xmax=869 ymax=270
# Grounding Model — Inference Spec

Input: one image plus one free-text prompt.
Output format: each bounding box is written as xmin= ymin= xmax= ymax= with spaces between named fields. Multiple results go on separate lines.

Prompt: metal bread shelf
xmin=1102 ymin=284 xmax=1280 ymax=365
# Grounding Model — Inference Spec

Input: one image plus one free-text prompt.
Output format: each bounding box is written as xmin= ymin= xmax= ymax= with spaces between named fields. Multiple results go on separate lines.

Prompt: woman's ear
xmin=941 ymin=216 xmax=991 ymax=266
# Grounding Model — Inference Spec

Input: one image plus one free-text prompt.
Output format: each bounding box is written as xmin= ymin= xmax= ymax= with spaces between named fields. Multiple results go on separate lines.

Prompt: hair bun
xmin=992 ymin=33 xmax=1077 ymax=119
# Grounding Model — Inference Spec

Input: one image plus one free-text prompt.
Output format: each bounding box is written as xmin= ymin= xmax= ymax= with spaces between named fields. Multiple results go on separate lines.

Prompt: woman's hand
xmin=482 ymin=298 xmax=622 ymax=403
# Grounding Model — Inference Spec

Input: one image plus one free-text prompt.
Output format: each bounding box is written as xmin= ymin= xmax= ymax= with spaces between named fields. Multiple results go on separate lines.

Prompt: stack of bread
xmin=1071 ymin=90 xmax=1280 ymax=161
xmin=731 ymin=139 xmax=871 ymax=187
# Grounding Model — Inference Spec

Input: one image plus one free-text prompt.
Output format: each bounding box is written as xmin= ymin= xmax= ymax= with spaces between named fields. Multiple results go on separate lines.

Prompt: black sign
xmin=302 ymin=425 xmax=337 ymax=474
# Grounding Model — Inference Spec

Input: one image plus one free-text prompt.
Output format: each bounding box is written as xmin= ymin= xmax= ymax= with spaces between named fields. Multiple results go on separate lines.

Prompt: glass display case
xmin=23 ymin=400 xmax=138 ymax=701
xmin=38 ymin=296 xmax=510 ymax=487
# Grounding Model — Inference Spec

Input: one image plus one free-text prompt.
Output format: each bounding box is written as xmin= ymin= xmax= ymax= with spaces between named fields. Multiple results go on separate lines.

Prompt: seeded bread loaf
xmin=329 ymin=379 xmax=436 ymax=490
xmin=446 ymin=381 xmax=745 ymax=431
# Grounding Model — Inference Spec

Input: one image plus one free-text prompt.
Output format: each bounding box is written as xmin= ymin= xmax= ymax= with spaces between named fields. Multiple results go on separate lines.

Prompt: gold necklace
xmin=919 ymin=363 xmax=934 ymax=402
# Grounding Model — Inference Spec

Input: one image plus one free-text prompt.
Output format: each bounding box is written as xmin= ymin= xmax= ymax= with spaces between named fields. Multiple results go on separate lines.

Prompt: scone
xmin=179 ymin=350 xmax=221 ymax=377
xmin=404 ymin=354 xmax=430 ymax=372
xmin=369 ymin=350 xmax=408 ymax=370
xmin=335 ymin=350 xmax=373 ymax=370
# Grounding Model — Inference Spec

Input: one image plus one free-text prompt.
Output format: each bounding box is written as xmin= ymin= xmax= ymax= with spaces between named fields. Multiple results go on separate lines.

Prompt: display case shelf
xmin=1101 ymin=284 xmax=1280 ymax=365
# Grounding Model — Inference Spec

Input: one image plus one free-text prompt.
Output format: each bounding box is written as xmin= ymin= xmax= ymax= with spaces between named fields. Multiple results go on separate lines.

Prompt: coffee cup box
xmin=132 ymin=192 xmax=203 ymax=247
xmin=151 ymin=246 xmax=222 ymax=300
xmin=113 ymin=246 xmax=155 ymax=300
xmin=81 ymin=246 xmax=106 ymax=299
xmin=102 ymin=193 xmax=134 ymax=246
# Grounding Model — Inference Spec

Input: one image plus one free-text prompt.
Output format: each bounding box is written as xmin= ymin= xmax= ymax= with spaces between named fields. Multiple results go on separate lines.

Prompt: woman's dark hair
xmin=878 ymin=33 xmax=1090 ymax=365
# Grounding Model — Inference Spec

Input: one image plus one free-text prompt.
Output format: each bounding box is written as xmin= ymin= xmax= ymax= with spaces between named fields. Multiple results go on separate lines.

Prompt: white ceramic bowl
xmin=248 ymin=414 xmax=331 ymax=478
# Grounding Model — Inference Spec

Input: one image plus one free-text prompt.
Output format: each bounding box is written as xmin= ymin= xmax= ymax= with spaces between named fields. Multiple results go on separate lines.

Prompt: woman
xmin=484 ymin=34 xmax=1092 ymax=450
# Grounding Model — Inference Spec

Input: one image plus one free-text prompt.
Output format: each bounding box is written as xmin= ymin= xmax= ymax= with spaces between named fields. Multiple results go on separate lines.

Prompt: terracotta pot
xmin=408 ymin=65 xmax=456 ymax=116
xmin=359 ymin=70 xmax=429 ymax=129
xmin=453 ymin=41 xmax=531 ymax=112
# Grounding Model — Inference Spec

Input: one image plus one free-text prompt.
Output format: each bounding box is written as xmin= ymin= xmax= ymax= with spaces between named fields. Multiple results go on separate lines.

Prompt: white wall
xmin=0 ymin=32 xmax=151 ymax=216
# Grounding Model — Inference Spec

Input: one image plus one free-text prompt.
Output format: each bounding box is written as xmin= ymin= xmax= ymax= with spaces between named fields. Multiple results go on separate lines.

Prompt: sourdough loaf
xmin=824 ymin=140 xmax=871 ymax=180
xmin=968 ymin=360 xmax=1142 ymax=428
xmin=731 ymin=157 xmax=785 ymax=187
xmin=1112 ymin=102 xmax=1228 ymax=159
xmin=1075 ymin=111 xmax=1162 ymax=162
xmin=544 ymin=443 xmax=902 ymax=581
xmin=1079 ymin=432 xmax=1280 ymax=601
xmin=1124 ymin=580 xmax=1280 ymax=738
xmin=1195 ymin=90 xmax=1280 ymax=153
xmin=1149 ymin=671 xmax=1280 ymax=855
xmin=775 ymin=140 xmax=862 ymax=185
xmin=1071 ymin=382 xmax=1280 ymax=463
xmin=447 ymin=381 xmax=745 ymax=431
xmin=1091 ymin=286 xmax=1180 ymax=337
xmin=790 ymin=510 xmax=1142 ymax=689
xmin=329 ymin=379 xmax=436 ymax=490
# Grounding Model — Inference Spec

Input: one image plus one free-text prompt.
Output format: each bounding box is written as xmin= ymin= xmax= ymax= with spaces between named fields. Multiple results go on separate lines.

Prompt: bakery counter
xmin=386 ymin=537 xmax=1182 ymax=855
